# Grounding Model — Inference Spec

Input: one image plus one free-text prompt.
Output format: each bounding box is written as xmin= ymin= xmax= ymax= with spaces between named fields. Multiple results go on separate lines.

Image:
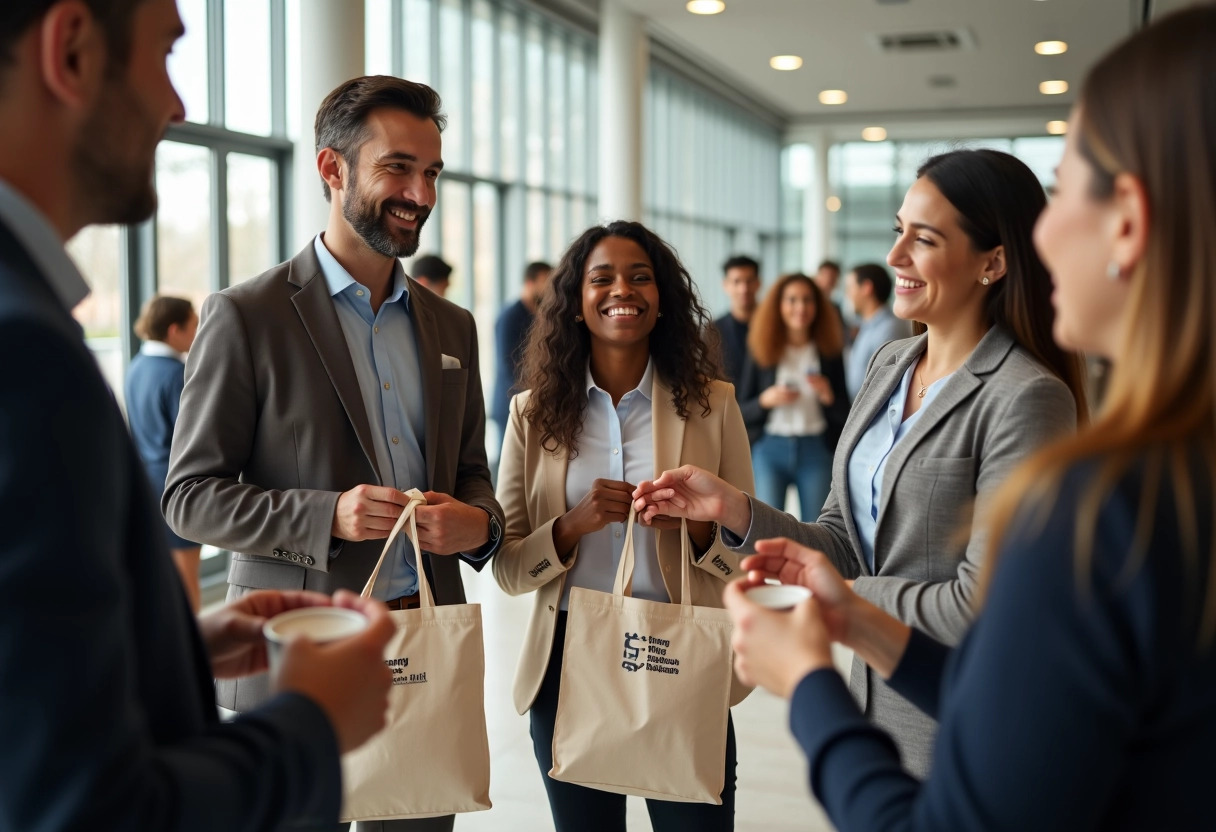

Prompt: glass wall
xmin=643 ymin=66 xmax=783 ymax=318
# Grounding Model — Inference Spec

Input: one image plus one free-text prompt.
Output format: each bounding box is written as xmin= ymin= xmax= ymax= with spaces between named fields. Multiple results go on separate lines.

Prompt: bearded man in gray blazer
xmin=165 ymin=78 xmax=502 ymax=831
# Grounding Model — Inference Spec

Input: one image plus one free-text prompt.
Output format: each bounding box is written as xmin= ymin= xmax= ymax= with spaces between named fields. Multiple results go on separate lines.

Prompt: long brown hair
xmin=917 ymin=149 xmax=1089 ymax=423
xmin=519 ymin=221 xmax=720 ymax=456
xmin=747 ymin=273 xmax=843 ymax=368
xmin=981 ymin=5 xmax=1216 ymax=643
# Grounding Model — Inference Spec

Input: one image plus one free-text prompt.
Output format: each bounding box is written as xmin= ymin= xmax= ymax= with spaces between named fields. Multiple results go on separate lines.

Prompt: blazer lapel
xmin=288 ymin=246 xmax=381 ymax=483
xmin=833 ymin=335 xmax=926 ymax=576
xmin=409 ymin=281 xmax=443 ymax=487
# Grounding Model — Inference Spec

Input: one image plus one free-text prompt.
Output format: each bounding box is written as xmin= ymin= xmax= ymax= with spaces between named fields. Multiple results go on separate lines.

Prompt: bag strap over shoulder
xmin=360 ymin=488 xmax=435 ymax=609
xmin=612 ymin=508 xmax=693 ymax=607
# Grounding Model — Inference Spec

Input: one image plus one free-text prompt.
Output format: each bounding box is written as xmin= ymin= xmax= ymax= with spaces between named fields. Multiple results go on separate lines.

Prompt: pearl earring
xmin=574 ymin=314 xmax=583 ymax=322
xmin=981 ymin=277 xmax=990 ymax=285
xmin=657 ymin=311 xmax=663 ymax=318
xmin=1106 ymin=262 xmax=1121 ymax=281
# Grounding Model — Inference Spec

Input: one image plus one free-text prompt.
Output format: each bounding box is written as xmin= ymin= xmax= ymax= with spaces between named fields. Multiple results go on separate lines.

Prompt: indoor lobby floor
xmin=444 ymin=561 xmax=839 ymax=832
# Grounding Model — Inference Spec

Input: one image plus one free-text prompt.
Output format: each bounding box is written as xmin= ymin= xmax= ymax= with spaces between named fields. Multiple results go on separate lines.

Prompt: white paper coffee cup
xmin=263 ymin=607 xmax=369 ymax=672
xmin=744 ymin=584 xmax=812 ymax=610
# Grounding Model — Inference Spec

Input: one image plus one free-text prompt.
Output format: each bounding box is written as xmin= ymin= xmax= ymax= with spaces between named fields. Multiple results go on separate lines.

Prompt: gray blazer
xmin=739 ymin=325 xmax=1077 ymax=775
xmin=164 ymin=241 xmax=503 ymax=711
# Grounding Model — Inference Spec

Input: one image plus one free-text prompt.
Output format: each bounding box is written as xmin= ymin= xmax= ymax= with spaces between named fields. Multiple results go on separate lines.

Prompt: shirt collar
xmin=313 ymin=234 xmax=410 ymax=309
xmin=0 ymin=179 xmax=90 ymax=313
xmin=139 ymin=340 xmax=184 ymax=361
xmin=584 ymin=358 xmax=655 ymax=402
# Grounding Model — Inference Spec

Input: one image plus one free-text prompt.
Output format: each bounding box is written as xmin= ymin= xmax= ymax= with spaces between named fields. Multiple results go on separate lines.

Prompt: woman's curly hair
xmin=519 ymin=221 xmax=721 ymax=456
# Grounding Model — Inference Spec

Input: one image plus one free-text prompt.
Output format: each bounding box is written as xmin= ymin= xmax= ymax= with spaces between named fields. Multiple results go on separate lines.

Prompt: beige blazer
xmin=493 ymin=375 xmax=755 ymax=715
xmin=164 ymin=241 xmax=502 ymax=711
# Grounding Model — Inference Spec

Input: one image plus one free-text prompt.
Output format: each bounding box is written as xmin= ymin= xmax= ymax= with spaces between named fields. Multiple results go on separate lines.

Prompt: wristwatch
xmin=482 ymin=507 xmax=502 ymax=547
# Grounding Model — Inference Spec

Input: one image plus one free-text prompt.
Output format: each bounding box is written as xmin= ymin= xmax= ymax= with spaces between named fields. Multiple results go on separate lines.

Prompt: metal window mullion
xmin=430 ymin=0 xmax=441 ymax=91
xmin=212 ymin=149 xmax=230 ymax=290
xmin=208 ymin=0 xmax=225 ymax=127
xmin=391 ymin=0 xmax=405 ymax=78
xmin=270 ymin=0 xmax=287 ymax=136
xmin=275 ymin=146 xmax=292 ymax=262
xmin=121 ymin=220 xmax=158 ymax=362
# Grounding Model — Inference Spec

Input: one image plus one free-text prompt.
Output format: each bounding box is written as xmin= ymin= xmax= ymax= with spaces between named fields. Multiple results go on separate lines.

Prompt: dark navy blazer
xmin=0 ymin=219 xmax=341 ymax=831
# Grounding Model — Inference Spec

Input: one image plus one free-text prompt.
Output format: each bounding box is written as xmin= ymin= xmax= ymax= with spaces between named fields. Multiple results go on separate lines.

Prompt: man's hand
xmin=199 ymin=589 xmax=333 ymax=679
xmin=722 ymin=579 xmax=834 ymax=699
xmin=632 ymin=465 xmax=752 ymax=537
xmin=272 ymin=591 xmax=396 ymax=753
xmin=414 ymin=492 xmax=491 ymax=554
xmin=331 ymin=484 xmax=412 ymax=542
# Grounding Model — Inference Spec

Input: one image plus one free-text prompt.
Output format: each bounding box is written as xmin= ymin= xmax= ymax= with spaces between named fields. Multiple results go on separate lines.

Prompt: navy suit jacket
xmin=0 ymin=219 xmax=341 ymax=831
xmin=492 ymin=298 xmax=532 ymax=428
xmin=125 ymin=351 xmax=184 ymax=496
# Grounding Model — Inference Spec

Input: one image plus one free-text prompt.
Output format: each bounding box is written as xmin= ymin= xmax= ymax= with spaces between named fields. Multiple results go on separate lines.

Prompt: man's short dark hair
xmin=817 ymin=259 xmax=841 ymax=274
xmin=412 ymin=254 xmax=452 ymax=282
xmin=0 ymin=0 xmax=142 ymax=78
xmin=853 ymin=263 xmax=893 ymax=304
xmin=314 ymin=75 xmax=447 ymax=201
xmin=722 ymin=255 xmax=760 ymax=277
xmin=523 ymin=261 xmax=552 ymax=283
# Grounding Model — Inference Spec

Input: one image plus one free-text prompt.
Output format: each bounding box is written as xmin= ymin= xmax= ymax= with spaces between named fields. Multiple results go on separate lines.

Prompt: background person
xmin=843 ymin=264 xmax=912 ymax=400
xmin=412 ymin=252 xmax=452 ymax=297
xmin=738 ymin=273 xmax=848 ymax=519
xmin=125 ymin=294 xmax=202 ymax=609
xmin=492 ymin=260 xmax=552 ymax=453
xmin=493 ymin=221 xmax=754 ymax=832
xmin=723 ymin=7 xmax=1216 ymax=829
xmin=635 ymin=148 xmax=1089 ymax=776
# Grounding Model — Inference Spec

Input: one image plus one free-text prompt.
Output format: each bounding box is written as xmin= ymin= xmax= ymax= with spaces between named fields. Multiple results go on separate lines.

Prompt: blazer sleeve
xmin=491 ymin=394 xmax=574 ymax=595
xmin=451 ymin=307 xmax=504 ymax=568
xmin=0 ymin=319 xmax=341 ymax=832
xmin=851 ymin=373 xmax=1078 ymax=643
xmin=734 ymin=493 xmax=862 ymax=579
xmin=163 ymin=291 xmax=340 ymax=571
xmin=693 ymin=388 xmax=757 ymax=581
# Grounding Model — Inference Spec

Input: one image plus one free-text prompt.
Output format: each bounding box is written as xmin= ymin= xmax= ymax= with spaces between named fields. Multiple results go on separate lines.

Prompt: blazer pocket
xmin=442 ymin=367 xmax=469 ymax=385
xmin=912 ymin=455 xmax=975 ymax=476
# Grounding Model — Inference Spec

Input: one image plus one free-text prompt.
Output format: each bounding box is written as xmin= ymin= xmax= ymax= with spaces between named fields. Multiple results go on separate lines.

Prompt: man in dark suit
xmin=164 ymin=74 xmax=504 ymax=832
xmin=710 ymin=255 xmax=762 ymax=388
xmin=0 ymin=1 xmax=396 ymax=830
xmin=491 ymin=260 xmax=551 ymax=444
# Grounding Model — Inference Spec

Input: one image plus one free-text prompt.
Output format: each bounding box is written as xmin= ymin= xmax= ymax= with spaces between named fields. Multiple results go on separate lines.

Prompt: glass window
xmin=365 ymin=0 xmax=393 ymax=76
xmin=224 ymin=0 xmax=272 ymax=135
xmin=67 ymin=226 xmax=125 ymax=400
xmin=438 ymin=0 xmax=466 ymax=171
xmin=524 ymin=18 xmax=545 ymax=186
xmin=170 ymin=0 xmax=209 ymax=124
xmin=470 ymin=0 xmax=495 ymax=178
xmin=439 ymin=179 xmax=470 ymax=302
xmin=227 ymin=153 xmax=277 ymax=284
xmin=547 ymin=31 xmax=567 ymax=189
xmin=568 ymin=43 xmax=587 ymax=194
xmin=526 ymin=189 xmax=546 ymax=261
xmin=156 ymin=142 xmax=213 ymax=308
xmin=472 ymin=183 xmax=499 ymax=393
xmin=549 ymin=193 xmax=568 ymax=260
xmin=498 ymin=9 xmax=521 ymax=182
xmin=403 ymin=0 xmax=434 ymax=85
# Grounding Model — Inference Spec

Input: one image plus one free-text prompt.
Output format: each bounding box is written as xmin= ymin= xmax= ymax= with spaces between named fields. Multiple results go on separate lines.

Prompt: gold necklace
xmin=915 ymin=366 xmax=929 ymax=398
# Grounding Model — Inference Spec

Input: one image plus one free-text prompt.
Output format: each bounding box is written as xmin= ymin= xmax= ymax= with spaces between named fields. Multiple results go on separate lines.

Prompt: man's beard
xmin=73 ymin=79 xmax=159 ymax=226
xmin=343 ymin=170 xmax=430 ymax=259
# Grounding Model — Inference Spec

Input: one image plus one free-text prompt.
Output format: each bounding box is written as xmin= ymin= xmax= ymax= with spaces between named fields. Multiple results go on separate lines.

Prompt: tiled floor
xmin=438 ymin=561 xmax=839 ymax=832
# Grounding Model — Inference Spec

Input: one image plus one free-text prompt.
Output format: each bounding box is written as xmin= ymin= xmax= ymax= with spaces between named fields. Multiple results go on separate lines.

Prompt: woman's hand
xmin=759 ymin=384 xmax=800 ymax=410
xmin=632 ymin=465 xmax=752 ymax=537
xmin=552 ymin=479 xmax=634 ymax=558
xmin=722 ymin=579 xmax=834 ymax=699
xmin=806 ymin=373 xmax=834 ymax=406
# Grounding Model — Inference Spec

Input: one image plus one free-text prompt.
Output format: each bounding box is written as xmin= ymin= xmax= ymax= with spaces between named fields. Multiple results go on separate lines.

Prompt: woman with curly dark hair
xmin=492 ymin=221 xmax=754 ymax=831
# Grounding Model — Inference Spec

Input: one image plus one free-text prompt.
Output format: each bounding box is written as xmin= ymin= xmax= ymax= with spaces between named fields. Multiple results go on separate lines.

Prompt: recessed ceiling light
xmin=1035 ymin=40 xmax=1068 ymax=55
xmin=686 ymin=0 xmax=725 ymax=14
xmin=861 ymin=126 xmax=887 ymax=142
xmin=769 ymin=55 xmax=803 ymax=71
xmin=1046 ymin=120 xmax=1068 ymax=135
xmin=826 ymin=196 xmax=842 ymax=212
xmin=819 ymin=89 xmax=848 ymax=105
xmin=1039 ymin=79 xmax=1069 ymax=95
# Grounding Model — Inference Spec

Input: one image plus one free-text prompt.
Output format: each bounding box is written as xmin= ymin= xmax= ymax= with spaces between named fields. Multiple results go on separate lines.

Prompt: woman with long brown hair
xmin=737 ymin=272 xmax=848 ymax=520
xmin=717 ymin=5 xmax=1216 ymax=829
xmin=635 ymin=145 xmax=1087 ymax=775
xmin=492 ymin=221 xmax=754 ymax=831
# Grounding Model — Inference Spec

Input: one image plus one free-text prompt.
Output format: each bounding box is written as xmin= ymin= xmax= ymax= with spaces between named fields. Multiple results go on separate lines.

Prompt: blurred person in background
xmin=492 ymin=260 xmax=552 ymax=452
xmin=843 ymin=264 xmax=912 ymax=401
xmin=412 ymin=252 xmax=452 ymax=297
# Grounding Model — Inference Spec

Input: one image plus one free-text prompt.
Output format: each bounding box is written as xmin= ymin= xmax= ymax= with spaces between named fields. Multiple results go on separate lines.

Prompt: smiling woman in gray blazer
xmin=633 ymin=149 xmax=1089 ymax=776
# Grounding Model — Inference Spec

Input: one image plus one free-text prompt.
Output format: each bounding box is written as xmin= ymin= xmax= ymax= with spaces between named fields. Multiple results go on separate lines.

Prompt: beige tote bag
xmin=339 ymin=489 xmax=492 ymax=822
xmin=549 ymin=510 xmax=734 ymax=804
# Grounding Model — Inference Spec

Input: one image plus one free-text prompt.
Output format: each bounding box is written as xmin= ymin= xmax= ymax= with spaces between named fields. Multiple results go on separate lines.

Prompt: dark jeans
xmin=753 ymin=432 xmax=833 ymax=522
xmin=528 ymin=612 xmax=736 ymax=832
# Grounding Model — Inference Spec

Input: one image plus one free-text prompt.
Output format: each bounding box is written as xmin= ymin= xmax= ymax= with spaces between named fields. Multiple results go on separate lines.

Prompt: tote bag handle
xmin=611 ymin=507 xmax=693 ymax=607
xmin=359 ymin=488 xmax=435 ymax=609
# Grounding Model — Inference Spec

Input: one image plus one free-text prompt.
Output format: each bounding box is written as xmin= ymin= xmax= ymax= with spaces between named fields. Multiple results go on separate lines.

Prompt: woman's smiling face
xmin=580 ymin=236 xmax=660 ymax=350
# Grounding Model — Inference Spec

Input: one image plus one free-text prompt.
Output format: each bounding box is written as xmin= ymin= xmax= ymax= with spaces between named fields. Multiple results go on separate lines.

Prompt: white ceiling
xmin=610 ymin=0 xmax=1150 ymax=140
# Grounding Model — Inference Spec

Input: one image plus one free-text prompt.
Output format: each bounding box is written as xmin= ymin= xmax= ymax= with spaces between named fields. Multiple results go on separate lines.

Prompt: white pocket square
xmin=441 ymin=353 xmax=461 ymax=370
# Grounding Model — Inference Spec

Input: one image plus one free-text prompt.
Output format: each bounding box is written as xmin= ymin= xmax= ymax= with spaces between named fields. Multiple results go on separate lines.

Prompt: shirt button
xmin=612 ymin=448 xmax=619 ymax=455
xmin=383 ymin=381 xmax=391 ymax=390
xmin=374 ymin=326 xmax=379 ymax=334
xmin=615 ymin=531 xmax=621 ymax=538
xmin=356 ymin=289 xmax=365 ymax=296
xmin=392 ymin=436 xmax=400 ymax=445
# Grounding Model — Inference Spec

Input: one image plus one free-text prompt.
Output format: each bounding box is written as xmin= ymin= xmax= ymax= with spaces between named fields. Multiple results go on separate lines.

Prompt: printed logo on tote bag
xmin=620 ymin=631 xmax=682 ymax=675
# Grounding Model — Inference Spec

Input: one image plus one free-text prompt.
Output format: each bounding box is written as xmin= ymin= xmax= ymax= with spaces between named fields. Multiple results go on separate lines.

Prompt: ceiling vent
xmin=870 ymin=28 xmax=977 ymax=53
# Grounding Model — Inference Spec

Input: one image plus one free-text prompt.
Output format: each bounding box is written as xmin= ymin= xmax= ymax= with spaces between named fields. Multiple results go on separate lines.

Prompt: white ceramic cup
xmin=744 ymin=584 xmax=812 ymax=611
xmin=263 ymin=607 xmax=369 ymax=672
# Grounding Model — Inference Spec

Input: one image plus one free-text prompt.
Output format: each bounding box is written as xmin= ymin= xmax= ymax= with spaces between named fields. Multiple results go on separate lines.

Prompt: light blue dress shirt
xmin=314 ymin=235 xmax=428 ymax=600
xmin=846 ymin=306 xmax=912 ymax=400
xmin=847 ymin=361 xmax=952 ymax=572
xmin=562 ymin=360 xmax=666 ymax=610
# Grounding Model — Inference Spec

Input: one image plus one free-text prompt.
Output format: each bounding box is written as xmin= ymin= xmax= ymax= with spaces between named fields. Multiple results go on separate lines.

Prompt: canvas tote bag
xmin=549 ymin=510 xmax=734 ymax=804
xmin=339 ymin=488 xmax=492 ymax=822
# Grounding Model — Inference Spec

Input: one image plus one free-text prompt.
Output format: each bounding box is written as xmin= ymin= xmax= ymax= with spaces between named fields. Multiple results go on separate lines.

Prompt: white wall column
xmin=802 ymin=129 xmax=831 ymax=273
xmin=598 ymin=0 xmax=647 ymax=222
xmin=292 ymin=0 xmax=365 ymax=251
